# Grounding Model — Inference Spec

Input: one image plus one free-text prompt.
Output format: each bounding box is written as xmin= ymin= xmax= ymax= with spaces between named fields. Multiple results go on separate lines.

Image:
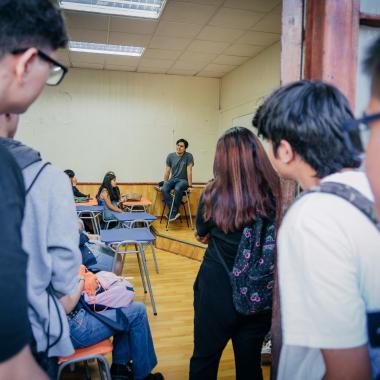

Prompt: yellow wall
xmin=218 ymin=42 xmax=281 ymax=136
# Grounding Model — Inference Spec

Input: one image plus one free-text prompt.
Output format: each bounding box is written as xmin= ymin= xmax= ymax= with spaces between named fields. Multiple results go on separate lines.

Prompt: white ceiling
xmin=57 ymin=0 xmax=282 ymax=78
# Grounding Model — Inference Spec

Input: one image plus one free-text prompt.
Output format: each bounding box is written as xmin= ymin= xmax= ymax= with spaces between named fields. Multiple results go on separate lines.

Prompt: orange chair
xmin=57 ymin=339 xmax=113 ymax=380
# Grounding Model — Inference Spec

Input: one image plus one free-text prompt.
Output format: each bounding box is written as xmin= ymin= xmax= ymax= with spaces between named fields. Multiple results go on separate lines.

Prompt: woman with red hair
xmin=190 ymin=127 xmax=281 ymax=380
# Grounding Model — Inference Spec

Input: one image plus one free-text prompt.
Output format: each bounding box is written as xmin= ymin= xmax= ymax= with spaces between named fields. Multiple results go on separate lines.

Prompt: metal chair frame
xmin=111 ymin=239 xmax=157 ymax=315
xmin=160 ymin=190 xmax=193 ymax=231
xmin=77 ymin=210 xmax=102 ymax=235
xmin=57 ymin=342 xmax=112 ymax=380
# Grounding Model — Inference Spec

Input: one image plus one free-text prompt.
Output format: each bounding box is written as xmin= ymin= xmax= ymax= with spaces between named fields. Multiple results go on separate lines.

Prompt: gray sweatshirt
xmin=1 ymin=138 xmax=81 ymax=357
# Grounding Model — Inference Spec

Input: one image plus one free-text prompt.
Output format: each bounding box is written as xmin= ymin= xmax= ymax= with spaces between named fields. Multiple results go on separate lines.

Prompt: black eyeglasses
xmin=12 ymin=48 xmax=68 ymax=86
xmin=342 ymin=112 xmax=380 ymax=152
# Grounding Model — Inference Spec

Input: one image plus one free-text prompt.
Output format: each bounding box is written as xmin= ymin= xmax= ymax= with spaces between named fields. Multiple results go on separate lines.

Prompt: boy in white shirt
xmin=253 ymin=80 xmax=380 ymax=380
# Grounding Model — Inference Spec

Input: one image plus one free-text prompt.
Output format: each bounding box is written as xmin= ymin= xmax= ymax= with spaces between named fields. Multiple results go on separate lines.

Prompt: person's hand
xmin=187 ymin=187 xmax=192 ymax=192
xmin=195 ymin=233 xmax=209 ymax=244
xmin=88 ymin=234 xmax=100 ymax=241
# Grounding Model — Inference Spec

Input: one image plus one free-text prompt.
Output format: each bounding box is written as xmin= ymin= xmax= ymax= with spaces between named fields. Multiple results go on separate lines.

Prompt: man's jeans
xmin=68 ymin=301 xmax=157 ymax=380
xmin=162 ymin=178 xmax=188 ymax=216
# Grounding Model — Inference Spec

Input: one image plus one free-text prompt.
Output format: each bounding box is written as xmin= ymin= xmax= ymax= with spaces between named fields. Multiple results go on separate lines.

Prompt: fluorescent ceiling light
xmin=59 ymin=0 xmax=167 ymax=19
xmin=69 ymin=41 xmax=144 ymax=56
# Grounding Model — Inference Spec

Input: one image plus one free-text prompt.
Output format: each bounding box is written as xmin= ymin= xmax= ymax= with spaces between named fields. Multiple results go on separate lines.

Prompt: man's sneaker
xmin=261 ymin=339 xmax=272 ymax=366
xmin=169 ymin=212 xmax=180 ymax=222
xmin=142 ymin=373 xmax=164 ymax=380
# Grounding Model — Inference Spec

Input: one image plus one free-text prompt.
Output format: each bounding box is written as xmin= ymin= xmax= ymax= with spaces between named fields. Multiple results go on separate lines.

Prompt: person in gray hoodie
xmin=0 ymin=113 xmax=82 ymax=379
xmin=0 ymin=0 xmax=73 ymax=378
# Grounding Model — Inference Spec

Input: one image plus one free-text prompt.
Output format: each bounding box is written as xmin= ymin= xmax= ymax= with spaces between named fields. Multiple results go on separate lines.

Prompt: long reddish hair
xmin=203 ymin=127 xmax=281 ymax=233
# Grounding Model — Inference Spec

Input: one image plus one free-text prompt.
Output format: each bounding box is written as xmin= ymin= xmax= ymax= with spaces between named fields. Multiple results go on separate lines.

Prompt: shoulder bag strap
xmin=25 ymin=162 xmax=51 ymax=195
xmin=299 ymin=181 xmax=380 ymax=231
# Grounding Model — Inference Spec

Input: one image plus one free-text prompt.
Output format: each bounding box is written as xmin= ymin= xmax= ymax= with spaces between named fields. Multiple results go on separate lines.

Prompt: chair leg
xmin=166 ymin=196 xmax=175 ymax=230
xmin=186 ymin=193 xmax=194 ymax=229
xmin=135 ymin=246 xmax=147 ymax=293
xmin=139 ymin=243 xmax=157 ymax=315
xmin=84 ymin=361 xmax=91 ymax=380
xmin=149 ymin=242 xmax=159 ymax=274
xmin=183 ymin=202 xmax=190 ymax=227
xmin=160 ymin=203 xmax=166 ymax=224
xmin=98 ymin=356 xmax=112 ymax=380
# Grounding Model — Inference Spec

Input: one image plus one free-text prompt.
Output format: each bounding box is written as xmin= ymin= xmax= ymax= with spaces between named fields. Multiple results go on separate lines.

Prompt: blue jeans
xmin=162 ymin=178 xmax=188 ymax=215
xmin=68 ymin=302 xmax=157 ymax=380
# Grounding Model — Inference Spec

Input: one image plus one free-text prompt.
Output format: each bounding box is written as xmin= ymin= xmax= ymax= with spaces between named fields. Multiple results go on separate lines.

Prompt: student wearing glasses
xmin=0 ymin=1 xmax=81 ymax=379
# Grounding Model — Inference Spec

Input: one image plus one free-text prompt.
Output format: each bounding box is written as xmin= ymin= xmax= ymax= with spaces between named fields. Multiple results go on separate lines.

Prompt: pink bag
xmin=83 ymin=271 xmax=135 ymax=309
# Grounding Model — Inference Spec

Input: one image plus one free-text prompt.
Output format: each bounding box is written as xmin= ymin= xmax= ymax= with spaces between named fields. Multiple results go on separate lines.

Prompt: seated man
xmin=162 ymin=138 xmax=194 ymax=221
xmin=64 ymin=169 xmax=89 ymax=199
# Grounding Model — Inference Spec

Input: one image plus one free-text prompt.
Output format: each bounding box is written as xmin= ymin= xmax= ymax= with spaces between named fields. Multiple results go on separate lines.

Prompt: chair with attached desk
xmin=110 ymin=211 xmax=159 ymax=273
xmin=122 ymin=197 xmax=152 ymax=212
xmin=76 ymin=205 xmax=103 ymax=235
xmin=100 ymin=228 xmax=158 ymax=315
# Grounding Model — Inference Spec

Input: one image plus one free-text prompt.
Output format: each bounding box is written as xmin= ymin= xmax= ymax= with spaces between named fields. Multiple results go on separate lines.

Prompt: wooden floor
xmin=152 ymin=220 xmax=206 ymax=262
xmin=151 ymin=219 xmax=206 ymax=247
xmin=61 ymin=249 xmax=270 ymax=380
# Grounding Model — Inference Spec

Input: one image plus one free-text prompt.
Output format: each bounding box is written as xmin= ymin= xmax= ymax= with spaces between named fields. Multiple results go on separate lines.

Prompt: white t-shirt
xmin=277 ymin=171 xmax=380 ymax=380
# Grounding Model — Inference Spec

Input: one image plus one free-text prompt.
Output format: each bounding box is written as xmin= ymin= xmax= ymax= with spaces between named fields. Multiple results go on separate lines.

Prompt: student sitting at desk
xmin=78 ymin=220 xmax=122 ymax=275
xmin=97 ymin=172 xmax=123 ymax=221
xmin=64 ymin=169 xmax=89 ymax=199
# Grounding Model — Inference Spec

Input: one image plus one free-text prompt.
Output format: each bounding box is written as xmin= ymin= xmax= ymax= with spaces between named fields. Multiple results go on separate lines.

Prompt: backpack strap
xmin=25 ymin=162 xmax=51 ymax=195
xmin=78 ymin=296 xmax=129 ymax=332
xmin=298 ymin=181 xmax=380 ymax=231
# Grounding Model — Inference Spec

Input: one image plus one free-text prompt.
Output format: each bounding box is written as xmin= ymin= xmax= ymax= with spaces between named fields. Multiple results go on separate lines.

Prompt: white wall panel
xmin=18 ymin=69 xmax=220 ymax=183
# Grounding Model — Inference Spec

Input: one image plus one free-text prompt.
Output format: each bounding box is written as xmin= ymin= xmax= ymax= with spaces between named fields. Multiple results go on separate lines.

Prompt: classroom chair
xmin=57 ymin=339 xmax=113 ymax=380
xmin=162 ymin=189 xmax=193 ymax=231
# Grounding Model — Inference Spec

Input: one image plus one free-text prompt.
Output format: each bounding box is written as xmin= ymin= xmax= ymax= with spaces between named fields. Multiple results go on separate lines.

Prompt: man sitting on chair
xmin=162 ymin=138 xmax=194 ymax=221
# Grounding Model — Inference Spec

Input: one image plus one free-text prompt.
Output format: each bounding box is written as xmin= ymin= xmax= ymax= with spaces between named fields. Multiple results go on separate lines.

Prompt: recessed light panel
xmin=59 ymin=0 xmax=167 ymax=19
xmin=69 ymin=41 xmax=145 ymax=56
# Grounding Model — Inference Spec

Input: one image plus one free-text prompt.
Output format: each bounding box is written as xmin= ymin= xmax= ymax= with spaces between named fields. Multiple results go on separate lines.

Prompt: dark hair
xmin=176 ymin=138 xmax=188 ymax=149
xmin=96 ymin=173 xmax=120 ymax=202
xmin=0 ymin=0 xmax=68 ymax=57
xmin=364 ymin=37 xmax=380 ymax=98
xmin=203 ymin=127 xmax=281 ymax=234
xmin=64 ymin=169 xmax=75 ymax=178
xmin=252 ymin=80 xmax=362 ymax=178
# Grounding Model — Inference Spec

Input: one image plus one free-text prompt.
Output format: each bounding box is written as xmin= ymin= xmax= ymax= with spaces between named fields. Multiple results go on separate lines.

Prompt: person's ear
xmin=276 ymin=139 xmax=295 ymax=164
xmin=14 ymin=48 xmax=39 ymax=85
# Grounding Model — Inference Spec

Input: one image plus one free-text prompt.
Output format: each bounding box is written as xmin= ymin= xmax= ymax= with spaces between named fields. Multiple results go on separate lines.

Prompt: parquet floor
xmin=61 ymin=249 xmax=270 ymax=380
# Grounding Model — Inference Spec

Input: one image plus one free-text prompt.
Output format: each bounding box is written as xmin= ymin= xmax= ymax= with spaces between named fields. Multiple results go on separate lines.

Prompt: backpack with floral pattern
xmin=215 ymin=213 xmax=276 ymax=315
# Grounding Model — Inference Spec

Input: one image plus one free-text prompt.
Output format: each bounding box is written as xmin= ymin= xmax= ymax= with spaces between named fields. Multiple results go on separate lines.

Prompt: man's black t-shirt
xmin=0 ymin=144 xmax=30 ymax=362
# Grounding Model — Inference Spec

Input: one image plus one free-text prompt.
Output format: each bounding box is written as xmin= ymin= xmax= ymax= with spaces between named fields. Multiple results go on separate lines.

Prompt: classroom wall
xmin=218 ymin=42 xmax=281 ymax=136
xmin=18 ymin=69 xmax=220 ymax=183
